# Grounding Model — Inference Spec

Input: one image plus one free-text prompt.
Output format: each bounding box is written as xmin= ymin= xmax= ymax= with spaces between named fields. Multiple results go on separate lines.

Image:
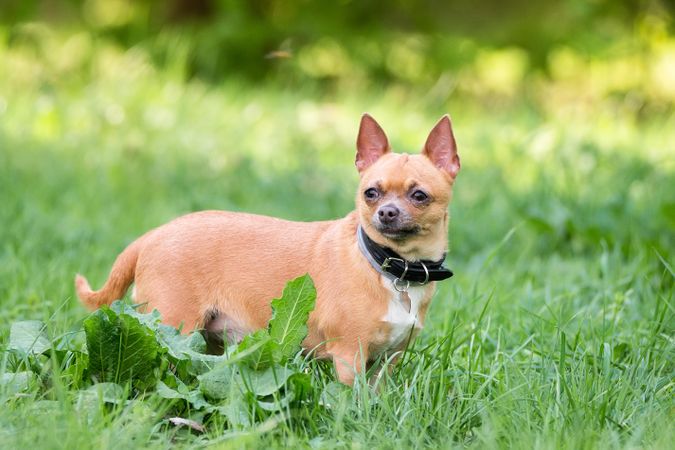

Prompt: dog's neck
xmin=356 ymin=226 xmax=453 ymax=284
xmin=360 ymin=217 xmax=448 ymax=262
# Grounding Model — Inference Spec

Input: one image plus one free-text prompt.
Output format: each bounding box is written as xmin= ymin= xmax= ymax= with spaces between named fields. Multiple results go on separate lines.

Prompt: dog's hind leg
xmin=201 ymin=308 xmax=250 ymax=354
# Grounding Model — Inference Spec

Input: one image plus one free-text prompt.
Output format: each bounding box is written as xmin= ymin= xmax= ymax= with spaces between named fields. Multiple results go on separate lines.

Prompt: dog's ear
xmin=423 ymin=115 xmax=460 ymax=179
xmin=356 ymin=113 xmax=390 ymax=173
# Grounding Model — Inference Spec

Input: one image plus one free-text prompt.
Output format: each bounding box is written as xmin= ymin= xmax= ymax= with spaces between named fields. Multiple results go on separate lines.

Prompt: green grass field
xmin=1 ymin=17 xmax=674 ymax=449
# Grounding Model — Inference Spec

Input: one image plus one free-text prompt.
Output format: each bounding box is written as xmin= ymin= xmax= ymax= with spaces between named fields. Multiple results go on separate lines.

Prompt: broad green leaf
xmin=83 ymin=307 xmax=162 ymax=390
xmin=109 ymin=301 xmax=208 ymax=363
xmin=156 ymin=380 xmax=213 ymax=411
xmin=0 ymin=371 xmax=36 ymax=395
xmin=155 ymin=323 xmax=207 ymax=361
xmin=109 ymin=301 xmax=161 ymax=328
xmin=239 ymin=365 xmax=294 ymax=397
xmin=31 ymin=400 xmax=61 ymax=416
xmin=8 ymin=321 xmax=50 ymax=355
xmin=215 ymin=389 xmax=251 ymax=428
xmin=156 ymin=380 xmax=186 ymax=400
xmin=256 ymin=390 xmax=295 ymax=412
xmin=75 ymin=388 xmax=112 ymax=421
xmin=187 ymin=351 xmax=229 ymax=376
xmin=199 ymin=364 xmax=294 ymax=400
xmin=198 ymin=364 xmax=235 ymax=400
xmin=254 ymin=372 xmax=312 ymax=412
xmin=268 ymin=274 xmax=316 ymax=362
xmin=234 ymin=330 xmax=278 ymax=370
xmin=319 ymin=381 xmax=350 ymax=409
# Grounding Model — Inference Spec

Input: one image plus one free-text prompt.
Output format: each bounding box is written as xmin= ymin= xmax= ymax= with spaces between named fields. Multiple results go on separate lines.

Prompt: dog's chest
xmin=370 ymin=283 xmax=428 ymax=357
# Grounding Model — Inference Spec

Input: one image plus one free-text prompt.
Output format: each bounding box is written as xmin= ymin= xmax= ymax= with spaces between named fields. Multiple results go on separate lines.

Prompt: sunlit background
xmin=1 ymin=0 xmax=673 ymax=315
xmin=3 ymin=1 xmax=675 ymax=101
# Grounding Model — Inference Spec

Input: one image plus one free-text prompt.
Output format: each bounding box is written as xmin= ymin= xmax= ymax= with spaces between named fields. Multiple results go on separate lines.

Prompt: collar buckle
xmin=380 ymin=256 xmax=404 ymax=271
xmin=381 ymin=257 xmax=410 ymax=282
xmin=357 ymin=226 xmax=454 ymax=284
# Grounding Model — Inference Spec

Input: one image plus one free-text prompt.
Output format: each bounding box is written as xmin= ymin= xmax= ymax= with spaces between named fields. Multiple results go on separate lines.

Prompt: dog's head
xmin=355 ymin=114 xmax=460 ymax=261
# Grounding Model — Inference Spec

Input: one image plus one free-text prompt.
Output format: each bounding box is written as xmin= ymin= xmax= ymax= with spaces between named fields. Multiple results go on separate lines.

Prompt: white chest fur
xmin=377 ymin=280 xmax=427 ymax=354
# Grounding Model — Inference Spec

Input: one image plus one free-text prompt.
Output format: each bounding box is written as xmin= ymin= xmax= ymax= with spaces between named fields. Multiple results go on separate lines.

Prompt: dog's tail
xmin=75 ymin=237 xmax=145 ymax=310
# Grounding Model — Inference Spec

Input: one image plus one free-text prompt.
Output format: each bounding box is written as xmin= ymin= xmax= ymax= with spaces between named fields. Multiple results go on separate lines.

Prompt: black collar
xmin=357 ymin=226 xmax=454 ymax=284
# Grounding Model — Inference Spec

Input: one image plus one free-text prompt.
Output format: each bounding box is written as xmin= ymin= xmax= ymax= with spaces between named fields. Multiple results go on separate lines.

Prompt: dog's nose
xmin=378 ymin=204 xmax=400 ymax=224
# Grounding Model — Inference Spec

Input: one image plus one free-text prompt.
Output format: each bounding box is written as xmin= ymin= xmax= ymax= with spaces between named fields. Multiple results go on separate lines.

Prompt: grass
xmin=1 ymin=30 xmax=674 ymax=449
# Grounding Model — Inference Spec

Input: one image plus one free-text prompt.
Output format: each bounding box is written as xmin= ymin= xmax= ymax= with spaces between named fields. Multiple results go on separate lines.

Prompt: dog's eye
xmin=411 ymin=190 xmax=428 ymax=202
xmin=364 ymin=188 xmax=379 ymax=200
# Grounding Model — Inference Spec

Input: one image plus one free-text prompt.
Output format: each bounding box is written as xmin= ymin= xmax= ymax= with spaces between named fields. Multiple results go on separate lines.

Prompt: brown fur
xmin=75 ymin=114 xmax=460 ymax=385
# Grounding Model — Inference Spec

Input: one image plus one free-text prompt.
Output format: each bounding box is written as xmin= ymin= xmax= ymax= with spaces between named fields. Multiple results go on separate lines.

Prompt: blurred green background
xmin=0 ymin=0 xmax=673 ymax=317
xmin=1 ymin=0 xmax=673 ymax=284
xmin=2 ymin=0 xmax=675 ymax=97
xmin=0 ymin=0 xmax=673 ymax=320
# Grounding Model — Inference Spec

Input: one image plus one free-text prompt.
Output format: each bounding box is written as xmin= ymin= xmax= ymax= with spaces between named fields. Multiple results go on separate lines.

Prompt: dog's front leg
xmin=329 ymin=343 xmax=368 ymax=386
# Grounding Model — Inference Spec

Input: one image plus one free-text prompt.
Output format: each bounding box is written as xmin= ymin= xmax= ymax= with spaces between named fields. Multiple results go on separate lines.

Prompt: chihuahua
xmin=76 ymin=114 xmax=460 ymax=385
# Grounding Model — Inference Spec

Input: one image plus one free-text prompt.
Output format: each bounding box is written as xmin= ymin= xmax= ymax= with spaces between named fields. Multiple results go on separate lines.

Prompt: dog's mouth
xmin=374 ymin=223 xmax=421 ymax=241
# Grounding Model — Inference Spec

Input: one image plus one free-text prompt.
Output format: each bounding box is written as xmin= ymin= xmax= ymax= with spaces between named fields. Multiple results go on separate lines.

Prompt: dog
xmin=75 ymin=114 xmax=460 ymax=385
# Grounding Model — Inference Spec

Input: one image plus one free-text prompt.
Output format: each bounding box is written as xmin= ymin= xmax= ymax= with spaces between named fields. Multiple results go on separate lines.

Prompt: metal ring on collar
xmin=393 ymin=278 xmax=410 ymax=292
xmin=420 ymin=260 xmax=429 ymax=284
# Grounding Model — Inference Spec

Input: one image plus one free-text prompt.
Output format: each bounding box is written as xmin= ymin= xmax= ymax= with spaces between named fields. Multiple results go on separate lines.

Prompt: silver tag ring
xmin=393 ymin=278 xmax=410 ymax=292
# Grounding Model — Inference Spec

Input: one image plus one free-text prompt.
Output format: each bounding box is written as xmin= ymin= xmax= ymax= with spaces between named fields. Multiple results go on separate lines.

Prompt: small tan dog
xmin=76 ymin=114 xmax=460 ymax=385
